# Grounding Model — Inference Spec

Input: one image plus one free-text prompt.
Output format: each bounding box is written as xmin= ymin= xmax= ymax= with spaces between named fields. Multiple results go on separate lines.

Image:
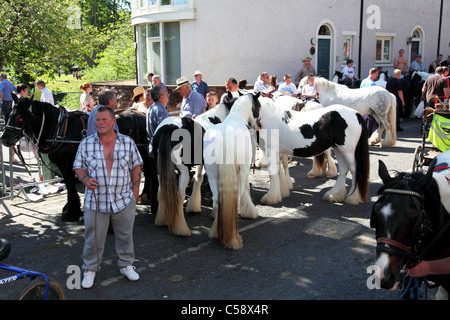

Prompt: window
xmin=319 ymin=25 xmax=331 ymax=36
xmin=376 ymin=37 xmax=392 ymax=63
xmin=342 ymin=37 xmax=352 ymax=64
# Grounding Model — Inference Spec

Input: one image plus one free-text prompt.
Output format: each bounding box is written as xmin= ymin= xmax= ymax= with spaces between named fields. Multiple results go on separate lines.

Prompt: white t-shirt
xmin=278 ymin=82 xmax=298 ymax=96
xmin=342 ymin=66 xmax=355 ymax=80
xmin=40 ymin=87 xmax=54 ymax=106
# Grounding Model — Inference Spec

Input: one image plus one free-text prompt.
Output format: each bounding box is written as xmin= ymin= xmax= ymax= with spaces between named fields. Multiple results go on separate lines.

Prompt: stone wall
xmin=91 ymin=80 xmax=239 ymax=114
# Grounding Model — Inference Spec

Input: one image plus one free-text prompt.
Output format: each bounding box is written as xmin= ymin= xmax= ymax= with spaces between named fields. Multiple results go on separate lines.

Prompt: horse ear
xmin=12 ymin=93 xmax=18 ymax=104
xmin=378 ymin=160 xmax=391 ymax=184
xmin=416 ymin=157 xmax=436 ymax=189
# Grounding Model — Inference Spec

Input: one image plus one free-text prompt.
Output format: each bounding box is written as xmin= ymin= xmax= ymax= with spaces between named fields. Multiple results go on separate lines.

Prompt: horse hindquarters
xmin=323 ymin=113 xmax=369 ymax=204
xmin=155 ymin=130 xmax=190 ymax=236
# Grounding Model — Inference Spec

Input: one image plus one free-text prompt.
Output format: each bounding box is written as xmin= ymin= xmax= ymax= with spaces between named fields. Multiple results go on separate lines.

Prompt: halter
xmin=375 ymin=175 xmax=430 ymax=267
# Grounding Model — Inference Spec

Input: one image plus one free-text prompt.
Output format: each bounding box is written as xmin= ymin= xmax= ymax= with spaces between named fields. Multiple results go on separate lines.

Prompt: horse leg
xmin=154 ymin=179 xmax=166 ymax=226
xmin=171 ymin=164 xmax=191 ymax=236
xmin=322 ymin=149 xmax=348 ymax=203
xmin=52 ymin=156 xmax=82 ymax=222
xmin=278 ymin=161 xmax=290 ymax=199
xmin=239 ymin=171 xmax=258 ymax=219
xmin=368 ymin=114 xmax=383 ymax=146
xmin=280 ymin=153 xmax=294 ymax=190
xmin=206 ymin=163 xmax=220 ymax=240
xmin=324 ymin=148 xmax=337 ymax=178
xmin=308 ymin=154 xmax=325 ymax=178
xmin=186 ymin=165 xmax=203 ymax=214
xmin=260 ymin=159 xmax=283 ymax=205
xmin=62 ymin=171 xmax=83 ymax=222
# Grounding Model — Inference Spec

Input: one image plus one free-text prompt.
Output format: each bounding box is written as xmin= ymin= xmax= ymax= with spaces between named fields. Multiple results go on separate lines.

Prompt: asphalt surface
xmin=0 ymin=116 xmax=442 ymax=310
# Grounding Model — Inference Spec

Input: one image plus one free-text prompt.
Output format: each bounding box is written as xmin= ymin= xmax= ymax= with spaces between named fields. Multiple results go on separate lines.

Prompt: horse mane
xmin=314 ymin=76 xmax=347 ymax=92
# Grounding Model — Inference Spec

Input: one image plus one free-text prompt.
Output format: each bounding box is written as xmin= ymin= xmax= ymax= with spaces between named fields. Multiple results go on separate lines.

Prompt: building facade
xmin=131 ymin=0 xmax=450 ymax=86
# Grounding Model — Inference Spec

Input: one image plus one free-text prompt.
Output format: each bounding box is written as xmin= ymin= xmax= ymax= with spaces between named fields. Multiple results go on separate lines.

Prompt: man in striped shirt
xmin=74 ymin=106 xmax=143 ymax=289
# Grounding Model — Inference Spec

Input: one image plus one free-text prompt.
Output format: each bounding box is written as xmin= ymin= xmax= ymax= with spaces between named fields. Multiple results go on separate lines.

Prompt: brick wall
xmin=90 ymin=80 xmax=236 ymax=114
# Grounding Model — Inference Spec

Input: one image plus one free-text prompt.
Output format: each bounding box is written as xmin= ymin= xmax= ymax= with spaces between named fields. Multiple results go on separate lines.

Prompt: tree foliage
xmin=1 ymin=0 xmax=134 ymax=84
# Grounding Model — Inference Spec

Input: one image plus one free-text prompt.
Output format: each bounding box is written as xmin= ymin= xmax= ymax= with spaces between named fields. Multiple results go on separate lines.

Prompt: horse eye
xmin=15 ymin=115 xmax=24 ymax=126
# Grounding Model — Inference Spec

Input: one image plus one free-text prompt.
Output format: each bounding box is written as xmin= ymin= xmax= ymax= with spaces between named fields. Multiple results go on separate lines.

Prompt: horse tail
xmin=157 ymin=129 xmax=181 ymax=232
xmin=355 ymin=113 xmax=370 ymax=202
xmin=384 ymin=93 xmax=397 ymax=147
xmin=218 ymin=163 xmax=241 ymax=249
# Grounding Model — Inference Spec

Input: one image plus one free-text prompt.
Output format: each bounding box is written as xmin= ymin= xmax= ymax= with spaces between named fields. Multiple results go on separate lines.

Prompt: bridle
xmin=374 ymin=175 xmax=431 ymax=268
xmin=4 ymin=105 xmax=73 ymax=155
xmin=375 ymin=172 xmax=450 ymax=272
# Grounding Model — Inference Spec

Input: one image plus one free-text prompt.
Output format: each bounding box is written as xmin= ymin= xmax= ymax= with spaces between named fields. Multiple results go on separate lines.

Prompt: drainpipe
xmin=134 ymin=26 xmax=139 ymax=85
xmin=358 ymin=0 xmax=364 ymax=79
xmin=437 ymin=0 xmax=443 ymax=56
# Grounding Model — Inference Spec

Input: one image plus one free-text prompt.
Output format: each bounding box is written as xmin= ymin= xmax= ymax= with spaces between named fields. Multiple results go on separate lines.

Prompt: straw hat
xmin=302 ymin=56 xmax=312 ymax=62
xmin=175 ymin=77 xmax=190 ymax=90
xmin=132 ymin=86 xmax=145 ymax=99
xmin=193 ymin=70 xmax=203 ymax=76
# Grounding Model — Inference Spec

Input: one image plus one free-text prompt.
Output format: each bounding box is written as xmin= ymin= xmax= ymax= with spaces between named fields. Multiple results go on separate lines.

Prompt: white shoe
xmin=82 ymin=270 xmax=96 ymax=289
xmin=120 ymin=266 xmax=139 ymax=281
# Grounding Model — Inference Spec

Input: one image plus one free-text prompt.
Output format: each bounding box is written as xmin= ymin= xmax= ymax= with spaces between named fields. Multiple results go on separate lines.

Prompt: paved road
xmin=0 ymin=117 xmax=438 ymax=308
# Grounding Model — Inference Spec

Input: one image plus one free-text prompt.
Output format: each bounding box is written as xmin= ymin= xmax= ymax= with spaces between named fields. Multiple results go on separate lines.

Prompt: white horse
xmin=152 ymin=95 xmax=237 ymax=236
xmin=203 ymin=93 xmax=260 ymax=250
xmin=301 ymin=76 xmax=397 ymax=148
xmin=257 ymin=97 xmax=370 ymax=206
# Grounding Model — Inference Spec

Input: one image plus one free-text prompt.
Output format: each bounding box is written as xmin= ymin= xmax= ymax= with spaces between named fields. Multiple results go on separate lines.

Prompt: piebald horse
xmin=300 ymin=76 xmax=397 ymax=148
xmin=152 ymin=95 xmax=237 ymax=236
xmin=203 ymin=93 xmax=261 ymax=250
xmin=257 ymin=97 xmax=370 ymax=206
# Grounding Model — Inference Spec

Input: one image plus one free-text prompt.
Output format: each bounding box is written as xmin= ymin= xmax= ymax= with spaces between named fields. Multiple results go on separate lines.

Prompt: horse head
xmin=370 ymin=159 xmax=437 ymax=290
xmin=1 ymin=98 xmax=32 ymax=147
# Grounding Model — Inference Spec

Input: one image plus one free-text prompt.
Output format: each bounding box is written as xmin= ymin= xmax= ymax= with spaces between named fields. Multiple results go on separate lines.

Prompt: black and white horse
xmin=371 ymin=158 xmax=450 ymax=299
xmin=151 ymin=94 xmax=238 ymax=237
xmin=256 ymin=97 xmax=370 ymax=206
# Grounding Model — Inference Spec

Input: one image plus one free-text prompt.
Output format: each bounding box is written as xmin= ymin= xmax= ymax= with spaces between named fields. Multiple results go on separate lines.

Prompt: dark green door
xmin=317 ymin=39 xmax=331 ymax=79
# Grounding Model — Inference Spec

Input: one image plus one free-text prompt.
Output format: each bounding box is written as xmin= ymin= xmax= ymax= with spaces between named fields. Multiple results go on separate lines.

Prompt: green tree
xmin=0 ymin=0 xmax=94 ymax=83
xmin=83 ymin=10 xmax=136 ymax=82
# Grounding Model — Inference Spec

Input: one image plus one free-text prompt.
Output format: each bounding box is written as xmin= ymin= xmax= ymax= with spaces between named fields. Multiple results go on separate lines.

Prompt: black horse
xmin=370 ymin=159 xmax=450 ymax=299
xmin=1 ymin=99 xmax=156 ymax=222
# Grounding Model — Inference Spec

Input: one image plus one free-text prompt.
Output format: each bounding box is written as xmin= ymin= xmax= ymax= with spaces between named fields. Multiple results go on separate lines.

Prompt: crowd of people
xmin=1 ymin=53 xmax=450 ymax=289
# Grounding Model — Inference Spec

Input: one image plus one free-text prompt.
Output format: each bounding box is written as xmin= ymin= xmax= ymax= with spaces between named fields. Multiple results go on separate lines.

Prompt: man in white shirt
xmin=36 ymin=80 xmax=54 ymax=105
xmin=254 ymin=72 xmax=269 ymax=93
xmin=278 ymin=74 xmax=298 ymax=96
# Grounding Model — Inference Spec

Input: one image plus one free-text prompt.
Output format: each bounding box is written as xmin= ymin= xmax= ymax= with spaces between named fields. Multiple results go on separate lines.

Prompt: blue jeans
xmin=1 ymin=100 xmax=12 ymax=118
